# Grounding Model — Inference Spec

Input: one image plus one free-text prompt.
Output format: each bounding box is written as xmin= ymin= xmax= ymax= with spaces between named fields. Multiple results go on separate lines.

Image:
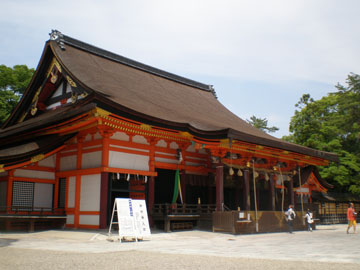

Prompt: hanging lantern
xmin=265 ymin=172 xmax=269 ymax=181
xmin=246 ymin=161 xmax=251 ymax=167
xmin=237 ymin=169 xmax=243 ymax=177
xmin=229 ymin=167 xmax=234 ymax=176
xmin=254 ymin=171 xmax=259 ymax=178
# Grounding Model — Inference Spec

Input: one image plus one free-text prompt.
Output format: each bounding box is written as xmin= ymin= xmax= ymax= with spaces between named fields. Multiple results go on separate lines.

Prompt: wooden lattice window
xmin=58 ymin=178 xmax=66 ymax=209
xmin=12 ymin=181 xmax=34 ymax=210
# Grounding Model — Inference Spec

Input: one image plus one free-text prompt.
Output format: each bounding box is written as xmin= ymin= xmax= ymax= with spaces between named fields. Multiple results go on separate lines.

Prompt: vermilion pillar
xmin=235 ymin=174 xmax=241 ymax=209
xmin=6 ymin=170 xmax=14 ymax=211
xmin=215 ymin=163 xmax=224 ymax=211
xmin=269 ymin=174 xmax=276 ymax=211
xmin=99 ymin=172 xmax=109 ymax=229
xmin=148 ymin=176 xmax=155 ymax=226
xmin=243 ymin=170 xmax=250 ymax=211
xmin=288 ymin=177 xmax=294 ymax=206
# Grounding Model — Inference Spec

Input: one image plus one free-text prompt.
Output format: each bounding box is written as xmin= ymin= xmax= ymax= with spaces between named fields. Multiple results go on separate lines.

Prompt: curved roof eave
xmin=2 ymin=41 xmax=54 ymax=129
xmin=48 ymin=31 xmax=338 ymax=163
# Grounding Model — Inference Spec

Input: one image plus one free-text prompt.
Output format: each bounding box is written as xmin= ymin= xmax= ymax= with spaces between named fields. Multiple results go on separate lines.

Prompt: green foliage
xmin=285 ymin=73 xmax=360 ymax=195
xmin=247 ymin=115 xmax=279 ymax=133
xmin=0 ymin=64 xmax=34 ymax=124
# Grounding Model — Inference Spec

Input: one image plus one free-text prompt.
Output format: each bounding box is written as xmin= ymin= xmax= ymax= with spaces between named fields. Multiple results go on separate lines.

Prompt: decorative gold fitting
xmin=31 ymin=106 xmax=38 ymax=116
xmin=66 ymin=76 xmax=77 ymax=87
xmin=50 ymin=74 xmax=58 ymax=84
xmin=31 ymin=154 xmax=45 ymax=163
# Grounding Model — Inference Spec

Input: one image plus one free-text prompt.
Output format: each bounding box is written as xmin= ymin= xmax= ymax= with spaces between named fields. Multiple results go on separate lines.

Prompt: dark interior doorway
xmin=106 ymin=173 xmax=146 ymax=225
xmin=154 ymin=169 xmax=175 ymax=204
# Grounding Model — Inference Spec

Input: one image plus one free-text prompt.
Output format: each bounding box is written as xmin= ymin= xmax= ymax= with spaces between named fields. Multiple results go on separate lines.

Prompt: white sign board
xmin=112 ymin=198 xmax=151 ymax=240
xmin=132 ymin=199 xmax=151 ymax=237
xmin=115 ymin=198 xmax=137 ymax=238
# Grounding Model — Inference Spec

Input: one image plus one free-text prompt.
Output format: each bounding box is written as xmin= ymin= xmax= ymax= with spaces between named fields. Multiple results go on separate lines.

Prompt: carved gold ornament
xmin=31 ymin=154 xmax=45 ymax=163
xmin=66 ymin=76 xmax=77 ymax=87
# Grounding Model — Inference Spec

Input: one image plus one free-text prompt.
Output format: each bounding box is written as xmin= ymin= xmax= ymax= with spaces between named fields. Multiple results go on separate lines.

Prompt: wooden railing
xmin=152 ymin=203 xmax=216 ymax=232
xmin=152 ymin=203 xmax=216 ymax=218
xmin=0 ymin=206 xmax=66 ymax=216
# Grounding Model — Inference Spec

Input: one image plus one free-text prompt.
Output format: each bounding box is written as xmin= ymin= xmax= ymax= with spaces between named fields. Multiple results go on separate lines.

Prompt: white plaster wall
xmin=0 ymin=181 xmax=7 ymax=207
xmin=198 ymin=148 xmax=207 ymax=154
xmin=109 ymin=151 xmax=149 ymax=170
xmin=132 ymin=135 xmax=149 ymax=145
xmin=93 ymin=132 xmax=102 ymax=140
xmin=169 ymin=142 xmax=179 ymax=149
xmin=84 ymin=133 xmax=92 ymax=142
xmin=33 ymin=183 xmax=53 ymax=209
xmin=156 ymin=139 xmax=167 ymax=148
xmin=14 ymin=169 xmax=55 ymax=180
xmin=155 ymin=157 xmax=178 ymax=164
xmin=185 ymin=161 xmax=203 ymax=166
xmin=68 ymin=176 xmax=76 ymax=208
xmin=66 ymin=214 xmax=74 ymax=225
xmin=38 ymin=155 xmax=56 ymax=168
xmin=80 ymin=174 xmax=100 ymax=211
xmin=79 ymin=215 xmax=99 ymax=226
xmin=186 ymin=144 xmax=196 ymax=152
xmin=111 ymin=132 xmax=129 ymax=141
xmin=82 ymin=145 xmax=101 ymax=151
xmin=51 ymin=82 xmax=63 ymax=98
xmin=60 ymin=155 xmax=77 ymax=171
xmin=47 ymin=101 xmax=61 ymax=110
xmin=82 ymin=151 xmax=102 ymax=169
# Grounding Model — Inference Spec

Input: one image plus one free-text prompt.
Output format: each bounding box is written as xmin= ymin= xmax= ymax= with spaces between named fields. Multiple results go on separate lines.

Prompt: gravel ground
xmin=0 ymin=224 xmax=359 ymax=270
xmin=0 ymin=248 xmax=358 ymax=270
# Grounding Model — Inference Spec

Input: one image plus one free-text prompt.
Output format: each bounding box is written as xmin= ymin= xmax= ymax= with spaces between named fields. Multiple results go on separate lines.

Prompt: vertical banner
xmin=172 ymin=169 xmax=180 ymax=203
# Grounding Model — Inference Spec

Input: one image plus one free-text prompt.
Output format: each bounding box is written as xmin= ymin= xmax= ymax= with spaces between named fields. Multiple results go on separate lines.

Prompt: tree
xmin=284 ymin=73 xmax=360 ymax=195
xmin=0 ymin=65 xmax=34 ymax=124
xmin=247 ymin=115 xmax=279 ymax=133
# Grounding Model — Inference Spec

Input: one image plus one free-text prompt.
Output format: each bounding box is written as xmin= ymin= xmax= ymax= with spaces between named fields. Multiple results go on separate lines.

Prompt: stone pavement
xmin=0 ymin=224 xmax=359 ymax=264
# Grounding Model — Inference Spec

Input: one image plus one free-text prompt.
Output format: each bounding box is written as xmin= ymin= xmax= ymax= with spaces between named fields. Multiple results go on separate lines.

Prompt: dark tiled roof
xmin=2 ymin=30 xmax=339 ymax=163
xmin=62 ymin=34 xmax=213 ymax=92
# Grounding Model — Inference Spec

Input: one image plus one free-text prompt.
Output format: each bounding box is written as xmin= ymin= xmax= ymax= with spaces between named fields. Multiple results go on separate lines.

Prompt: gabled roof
xmin=299 ymin=165 xmax=333 ymax=189
xmin=2 ymin=30 xmax=338 ymax=163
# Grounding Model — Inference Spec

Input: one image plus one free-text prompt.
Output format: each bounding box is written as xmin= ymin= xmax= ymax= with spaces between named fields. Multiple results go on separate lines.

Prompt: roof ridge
xmin=49 ymin=30 xmax=215 ymax=93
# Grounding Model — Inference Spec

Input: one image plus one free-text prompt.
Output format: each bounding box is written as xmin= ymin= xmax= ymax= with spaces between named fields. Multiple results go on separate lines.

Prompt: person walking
xmin=304 ymin=209 xmax=314 ymax=232
xmin=285 ymin=204 xmax=296 ymax=233
xmin=346 ymin=202 xmax=357 ymax=234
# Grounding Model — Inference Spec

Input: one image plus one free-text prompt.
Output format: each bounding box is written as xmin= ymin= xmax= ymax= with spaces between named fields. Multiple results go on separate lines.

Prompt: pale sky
xmin=1 ymin=0 xmax=360 ymax=137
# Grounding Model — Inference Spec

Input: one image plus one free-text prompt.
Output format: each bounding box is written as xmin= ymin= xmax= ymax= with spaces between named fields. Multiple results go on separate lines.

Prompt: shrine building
xmin=0 ymin=30 xmax=338 ymax=232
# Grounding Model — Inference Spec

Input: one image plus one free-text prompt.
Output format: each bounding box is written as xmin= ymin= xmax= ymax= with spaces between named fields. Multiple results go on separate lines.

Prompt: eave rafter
xmin=28 ymin=107 xmax=329 ymax=172
xmin=205 ymin=138 xmax=329 ymax=171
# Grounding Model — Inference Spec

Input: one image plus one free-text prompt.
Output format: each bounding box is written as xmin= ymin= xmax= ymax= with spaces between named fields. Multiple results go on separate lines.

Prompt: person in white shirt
xmin=285 ymin=204 xmax=296 ymax=233
xmin=304 ymin=209 xmax=314 ymax=232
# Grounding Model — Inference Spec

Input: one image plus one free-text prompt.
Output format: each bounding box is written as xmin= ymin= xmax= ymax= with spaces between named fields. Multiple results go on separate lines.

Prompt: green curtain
xmin=171 ymin=169 xmax=180 ymax=204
